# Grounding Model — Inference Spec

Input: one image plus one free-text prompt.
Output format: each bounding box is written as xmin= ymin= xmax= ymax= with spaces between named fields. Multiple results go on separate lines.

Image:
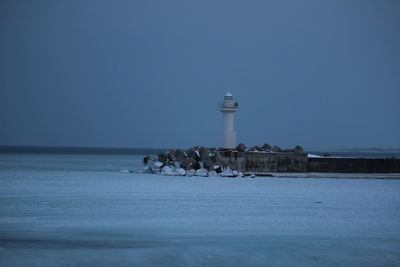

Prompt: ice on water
xmin=0 ymin=153 xmax=400 ymax=266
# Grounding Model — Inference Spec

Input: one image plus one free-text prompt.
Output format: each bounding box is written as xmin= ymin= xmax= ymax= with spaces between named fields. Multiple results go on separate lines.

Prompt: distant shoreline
xmin=0 ymin=145 xmax=167 ymax=155
xmin=0 ymin=145 xmax=399 ymax=158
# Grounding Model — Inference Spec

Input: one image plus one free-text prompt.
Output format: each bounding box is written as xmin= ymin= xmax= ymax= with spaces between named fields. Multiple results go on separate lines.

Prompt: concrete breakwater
xmin=308 ymin=157 xmax=400 ymax=173
xmin=143 ymin=143 xmax=400 ymax=177
xmin=220 ymin=150 xmax=400 ymax=174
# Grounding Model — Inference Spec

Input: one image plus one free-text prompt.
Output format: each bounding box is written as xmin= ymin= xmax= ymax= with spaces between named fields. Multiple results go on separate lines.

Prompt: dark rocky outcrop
xmin=236 ymin=143 xmax=247 ymax=152
xmin=180 ymin=158 xmax=191 ymax=170
xmin=174 ymin=149 xmax=185 ymax=161
xmin=157 ymin=152 xmax=168 ymax=164
xmin=199 ymin=147 xmax=209 ymax=161
xmin=210 ymin=153 xmax=221 ymax=164
xmin=272 ymin=145 xmax=282 ymax=152
xmin=144 ymin=145 xmax=238 ymax=177
xmin=143 ymin=143 xmax=314 ymax=177
xmin=167 ymin=151 xmax=175 ymax=161
xmin=185 ymin=147 xmax=195 ymax=157
xmin=203 ymin=158 xmax=214 ymax=171
xmin=262 ymin=143 xmax=272 ymax=151
xmin=214 ymin=165 xmax=223 ymax=174
xmin=143 ymin=155 xmax=152 ymax=165
xmin=186 ymin=148 xmax=200 ymax=161
xmin=192 ymin=160 xmax=201 ymax=170
xmin=188 ymin=157 xmax=198 ymax=168
xmin=293 ymin=145 xmax=304 ymax=153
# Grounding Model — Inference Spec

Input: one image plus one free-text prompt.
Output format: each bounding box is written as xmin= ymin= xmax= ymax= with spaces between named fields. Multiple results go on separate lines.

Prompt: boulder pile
xmin=143 ymin=143 xmax=305 ymax=177
xmin=235 ymin=143 xmax=304 ymax=153
xmin=143 ymin=147 xmax=244 ymax=177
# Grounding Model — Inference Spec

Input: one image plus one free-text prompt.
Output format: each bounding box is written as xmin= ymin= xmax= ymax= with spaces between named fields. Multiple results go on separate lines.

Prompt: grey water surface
xmin=0 ymin=153 xmax=399 ymax=266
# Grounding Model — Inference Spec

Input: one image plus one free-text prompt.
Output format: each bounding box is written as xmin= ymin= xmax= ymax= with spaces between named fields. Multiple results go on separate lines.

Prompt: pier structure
xmin=217 ymin=150 xmax=400 ymax=174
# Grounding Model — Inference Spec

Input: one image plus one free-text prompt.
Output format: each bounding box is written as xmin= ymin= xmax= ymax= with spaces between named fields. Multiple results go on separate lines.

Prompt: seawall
xmin=308 ymin=157 xmax=400 ymax=173
xmin=218 ymin=151 xmax=400 ymax=173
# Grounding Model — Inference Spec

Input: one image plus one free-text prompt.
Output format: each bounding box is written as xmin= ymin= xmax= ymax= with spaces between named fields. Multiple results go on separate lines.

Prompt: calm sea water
xmin=0 ymin=148 xmax=399 ymax=266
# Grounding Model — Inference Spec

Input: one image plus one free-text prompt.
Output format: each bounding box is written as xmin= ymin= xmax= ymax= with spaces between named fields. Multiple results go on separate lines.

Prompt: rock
xmin=262 ymin=143 xmax=272 ymax=151
xmin=167 ymin=151 xmax=175 ymax=161
xmin=187 ymin=147 xmax=200 ymax=161
xmin=185 ymin=147 xmax=195 ymax=157
xmin=191 ymin=159 xmax=201 ymax=170
xmin=208 ymin=171 xmax=219 ymax=177
xmin=203 ymin=158 xmax=214 ymax=171
xmin=188 ymin=157 xmax=197 ymax=167
xmin=170 ymin=161 xmax=181 ymax=169
xmin=221 ymin=168 xmax=234 ymax=177
xmin=174 ymin=149 xmax=185 ymax=161
xmin=180 ymin=158 xmax=191 ymax=170
xmin=143 ymin=155 xmax=152 ymax=165
xmin=152 ymin=161 xmax=163 ymax=168
xmin=214 ymin=165 xmax=223 ymax=173
xmin=236 ymin=143 xmax=247 ymax=152
xmin=150 ymin=161 xmax=164 ymax=173
xmin=186 ymin=169 xmax=196 ymax=177
xmin=180 ymin=157 xmax=199 ymax=170
xmin=210 ymin=153 xmax=221 ymax=164
xmin=272 ymin=145 xmax=282 ymax=152
xmin=199 ymin=147 xmax=209 ymax=161
xmin=196 ymin=168 xmax=208 ymax=177
xmin=161 ymin=166 xmax=174 ymax=176
xmin=157 ymin=152 xmax=168 ymax=164
xmin=293 ymin=145 xmax=304 ymax=153
xmin=176 ymin=167 xmax=186 ymax=176
xmin=255 ymin=146 xmax=262 ymax=151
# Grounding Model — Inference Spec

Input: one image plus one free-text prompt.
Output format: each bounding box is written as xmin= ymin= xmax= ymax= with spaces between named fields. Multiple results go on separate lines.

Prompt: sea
xmin=0 ymin=147 xmax=399 ymax=266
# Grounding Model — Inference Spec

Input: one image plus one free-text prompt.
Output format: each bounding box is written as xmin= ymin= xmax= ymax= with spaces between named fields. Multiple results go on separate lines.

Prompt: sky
xmin=0 ymin=0 xmax=399 ymax=150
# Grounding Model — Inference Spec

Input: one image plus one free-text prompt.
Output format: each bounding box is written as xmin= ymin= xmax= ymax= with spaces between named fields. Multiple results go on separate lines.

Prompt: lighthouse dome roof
xmin=224 ymin=92 xmax=233 ymax=97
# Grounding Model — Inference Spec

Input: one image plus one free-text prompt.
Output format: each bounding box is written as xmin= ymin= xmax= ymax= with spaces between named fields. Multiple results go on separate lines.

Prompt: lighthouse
xmin=219 ymin=92 xmax=239 ymax=149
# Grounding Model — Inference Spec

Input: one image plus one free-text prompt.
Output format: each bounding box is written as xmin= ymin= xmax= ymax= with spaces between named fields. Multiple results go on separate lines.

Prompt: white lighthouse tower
xmin=219 ymin=92 xmax=239 ymax=149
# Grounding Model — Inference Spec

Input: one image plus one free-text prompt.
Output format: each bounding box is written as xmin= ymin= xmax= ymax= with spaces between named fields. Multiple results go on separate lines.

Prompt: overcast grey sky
xmin=0 ymin=0 xmax=399 ymax=150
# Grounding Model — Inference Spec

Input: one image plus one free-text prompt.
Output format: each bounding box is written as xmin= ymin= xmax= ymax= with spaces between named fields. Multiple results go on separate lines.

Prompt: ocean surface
xmin=0 ymin=148 xmax=400 ymax=266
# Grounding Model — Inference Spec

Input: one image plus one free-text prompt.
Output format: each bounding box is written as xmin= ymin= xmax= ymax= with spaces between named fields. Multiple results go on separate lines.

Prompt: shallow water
xmin=0 ymin=154 xmax=400 ymax=266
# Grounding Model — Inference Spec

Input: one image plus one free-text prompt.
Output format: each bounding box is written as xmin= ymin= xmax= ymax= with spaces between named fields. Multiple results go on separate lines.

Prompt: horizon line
xmin=1 ymin=144 xmax=400 ymax=153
